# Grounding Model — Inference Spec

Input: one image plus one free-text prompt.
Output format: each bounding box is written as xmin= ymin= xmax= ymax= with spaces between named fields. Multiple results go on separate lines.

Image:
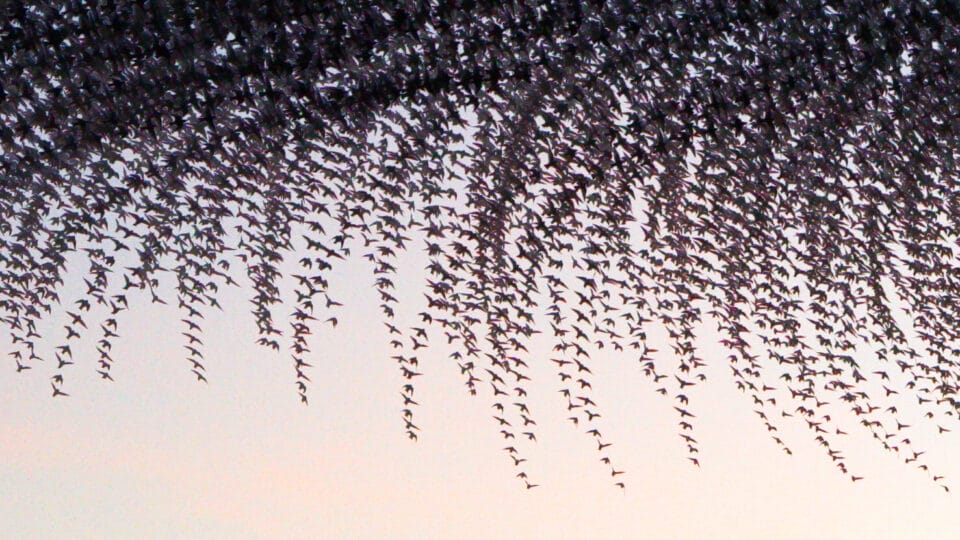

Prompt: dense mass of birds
xmin=3 ymin=1 xmax=960 ymax=490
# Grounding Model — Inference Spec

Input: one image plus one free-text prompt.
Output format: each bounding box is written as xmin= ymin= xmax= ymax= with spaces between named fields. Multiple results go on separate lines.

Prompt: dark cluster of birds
xmin=3 ymin=0 xmax=960 ymax=491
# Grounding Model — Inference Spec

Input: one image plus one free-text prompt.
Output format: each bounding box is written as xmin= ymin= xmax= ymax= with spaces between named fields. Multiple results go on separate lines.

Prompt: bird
xmin=66 ymin=311 xmax=86 ymax=328
xmin=674 ymin=406 xmax=695 ymax=418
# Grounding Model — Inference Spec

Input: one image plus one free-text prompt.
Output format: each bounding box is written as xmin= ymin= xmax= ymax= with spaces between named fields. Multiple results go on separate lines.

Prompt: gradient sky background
xmin=2 ymin=240 xmax=959 ymax=540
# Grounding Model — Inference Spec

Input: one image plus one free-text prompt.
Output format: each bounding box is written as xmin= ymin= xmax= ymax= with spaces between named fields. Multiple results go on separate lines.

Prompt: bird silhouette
xmin=0 ymin=1 xmax=956 ymax=493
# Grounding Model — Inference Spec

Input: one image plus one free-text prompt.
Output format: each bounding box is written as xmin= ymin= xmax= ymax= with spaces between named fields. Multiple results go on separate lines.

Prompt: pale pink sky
xmin=2 ymin=251 xmax=956 ymax=539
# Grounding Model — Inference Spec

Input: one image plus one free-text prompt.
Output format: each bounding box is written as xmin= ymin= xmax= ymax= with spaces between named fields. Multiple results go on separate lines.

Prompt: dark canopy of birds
xmin=2 ymin=0 xmax=960 ymax=490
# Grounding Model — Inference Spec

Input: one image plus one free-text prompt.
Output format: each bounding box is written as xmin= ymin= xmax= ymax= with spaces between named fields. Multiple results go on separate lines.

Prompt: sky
xmin=2 ymin=245 xmax=959 ymax=540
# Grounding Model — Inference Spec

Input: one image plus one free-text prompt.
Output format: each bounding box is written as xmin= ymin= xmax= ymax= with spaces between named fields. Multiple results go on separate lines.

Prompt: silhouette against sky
xmin=4 ymin=2 xmax=960 ymax=538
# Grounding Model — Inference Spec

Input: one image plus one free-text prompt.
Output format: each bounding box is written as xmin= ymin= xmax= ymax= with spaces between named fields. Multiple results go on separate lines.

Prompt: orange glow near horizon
xmin=2 ymin=253 xmax=958 ymax=540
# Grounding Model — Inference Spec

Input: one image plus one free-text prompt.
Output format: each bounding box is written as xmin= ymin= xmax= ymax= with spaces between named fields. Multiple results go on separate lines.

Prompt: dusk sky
xmin=2 ymin=251 xmax=957 ymax=540
xmin=6 ymin=3 xmax=960 ymax=539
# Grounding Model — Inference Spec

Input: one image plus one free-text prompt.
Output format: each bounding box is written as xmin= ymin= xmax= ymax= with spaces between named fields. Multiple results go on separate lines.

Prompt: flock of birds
xmin=2 ymin=1 xmax=960 ymax=491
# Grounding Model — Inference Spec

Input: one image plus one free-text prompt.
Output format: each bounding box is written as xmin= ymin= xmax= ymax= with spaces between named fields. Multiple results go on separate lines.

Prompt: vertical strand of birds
xmin=6 ymin=0 xmax=960 ymax=491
